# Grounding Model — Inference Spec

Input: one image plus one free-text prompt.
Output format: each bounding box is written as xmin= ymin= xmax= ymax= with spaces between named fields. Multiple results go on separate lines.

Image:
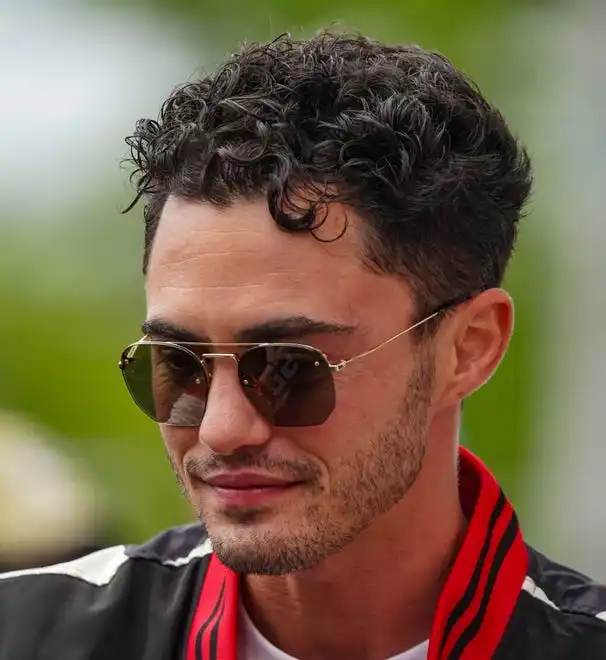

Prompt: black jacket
xmin=1 ymin=448 xmax=605 ymax=660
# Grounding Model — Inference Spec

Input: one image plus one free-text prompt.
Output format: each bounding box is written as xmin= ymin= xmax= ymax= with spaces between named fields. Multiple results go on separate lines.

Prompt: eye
xmin=158 ymin=346 xmax=197 ymax=374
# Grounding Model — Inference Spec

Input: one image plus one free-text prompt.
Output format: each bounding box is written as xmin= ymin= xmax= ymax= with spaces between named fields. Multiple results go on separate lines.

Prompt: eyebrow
xmin=141 ymin=315 xmax=358 ymax=345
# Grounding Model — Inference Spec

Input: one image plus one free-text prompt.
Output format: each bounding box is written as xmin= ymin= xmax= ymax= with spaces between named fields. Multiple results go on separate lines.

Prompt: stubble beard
xmin=201 ymin=355 xmax=435 ymax=575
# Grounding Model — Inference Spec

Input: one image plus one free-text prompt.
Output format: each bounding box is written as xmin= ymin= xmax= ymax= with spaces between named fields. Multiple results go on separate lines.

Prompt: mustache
xmin=184 ymin=448 xmax=321 ymax=483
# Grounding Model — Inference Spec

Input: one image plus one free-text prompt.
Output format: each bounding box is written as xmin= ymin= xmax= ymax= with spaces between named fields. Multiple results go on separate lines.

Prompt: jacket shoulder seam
xmin=0 ymin=538 xmax=212 ymax=588
xmin=523 ymin=576 xmax=606 ymax=624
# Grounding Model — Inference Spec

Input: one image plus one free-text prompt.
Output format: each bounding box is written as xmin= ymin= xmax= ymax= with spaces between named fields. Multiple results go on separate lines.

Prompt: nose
xmin=198 ymin=359 xmax=273 ymax=454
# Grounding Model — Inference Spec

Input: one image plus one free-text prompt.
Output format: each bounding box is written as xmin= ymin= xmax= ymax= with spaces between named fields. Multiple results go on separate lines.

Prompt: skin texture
xmin=145 ymin=195 xmax=514 ymax=659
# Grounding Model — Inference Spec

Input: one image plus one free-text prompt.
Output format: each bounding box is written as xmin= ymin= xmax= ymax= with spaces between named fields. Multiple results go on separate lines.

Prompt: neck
xmin=243 ymin=414 xmax=466 ymax=660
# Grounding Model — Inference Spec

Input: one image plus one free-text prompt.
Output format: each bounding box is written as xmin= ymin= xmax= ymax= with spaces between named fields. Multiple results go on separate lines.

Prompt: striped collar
xmin=187 ymin=447 xmax=528 ymax=660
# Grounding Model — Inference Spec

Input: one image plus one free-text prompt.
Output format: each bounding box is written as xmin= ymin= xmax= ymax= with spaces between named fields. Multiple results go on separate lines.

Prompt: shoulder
xmin=524 ymin=545 xmax=606 ymax=619
xmin=0 ymin=524 xmax=213 ymax=659
xmin=0 ymin=523 xmax=211 ymax=589
xmin=498 ymin=545 xmax=606 ymax=658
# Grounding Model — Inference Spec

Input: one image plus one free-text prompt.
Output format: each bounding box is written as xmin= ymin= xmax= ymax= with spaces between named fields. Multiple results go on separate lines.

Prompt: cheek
xmin=300 ymin=365 xmax=405 ymax=458
xmin=338 ymin=361 xmax=404 ymax=419
xmin=161 ymin=426 xmax=198 ymax=465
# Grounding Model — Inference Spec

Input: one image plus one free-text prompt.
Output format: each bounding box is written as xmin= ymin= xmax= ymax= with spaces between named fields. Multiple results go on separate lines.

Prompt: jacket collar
xmin=187 ymin=447 xmax=528 ymax=660
xmin=429 ymin=447 xmax=528 ymax=659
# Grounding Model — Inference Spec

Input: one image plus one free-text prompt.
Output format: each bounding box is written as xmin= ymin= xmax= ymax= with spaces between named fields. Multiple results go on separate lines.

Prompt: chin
xmin=204 ymin=513 xmax=357 ymax=576
xmin=210 ymin=534 xmax=320 ymax=576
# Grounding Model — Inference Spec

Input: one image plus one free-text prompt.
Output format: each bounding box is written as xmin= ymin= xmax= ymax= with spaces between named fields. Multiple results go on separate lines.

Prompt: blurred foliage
xmin=0 ymin=0 xmax=550 ymax=544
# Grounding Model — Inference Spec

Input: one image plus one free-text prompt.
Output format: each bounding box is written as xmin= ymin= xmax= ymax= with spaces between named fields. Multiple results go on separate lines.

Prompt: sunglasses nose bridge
xmin=201 ymin=352 xmax=240 ymax=364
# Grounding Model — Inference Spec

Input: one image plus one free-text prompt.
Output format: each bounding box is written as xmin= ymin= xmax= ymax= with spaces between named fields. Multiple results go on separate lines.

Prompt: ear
xmin=439 ymin=289 xmax=514 ymax=405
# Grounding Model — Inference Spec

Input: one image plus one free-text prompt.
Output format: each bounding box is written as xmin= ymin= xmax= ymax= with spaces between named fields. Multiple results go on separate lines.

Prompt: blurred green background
xmin=2 ymin=0 xmax=604 ymax=576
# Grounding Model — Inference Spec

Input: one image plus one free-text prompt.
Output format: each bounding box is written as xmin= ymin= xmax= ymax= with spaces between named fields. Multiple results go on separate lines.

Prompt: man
xmin=1 ymin=32 xmax=605 ymax=660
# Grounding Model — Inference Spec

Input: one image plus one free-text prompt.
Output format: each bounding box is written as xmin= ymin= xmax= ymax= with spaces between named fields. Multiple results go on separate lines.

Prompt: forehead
xmin=145 ymin=196 xmax=411 ymax=338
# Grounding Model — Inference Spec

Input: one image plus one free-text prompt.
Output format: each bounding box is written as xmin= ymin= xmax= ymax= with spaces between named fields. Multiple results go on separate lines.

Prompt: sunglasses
xmin=118 ymin=299 xmax=466 ymax=428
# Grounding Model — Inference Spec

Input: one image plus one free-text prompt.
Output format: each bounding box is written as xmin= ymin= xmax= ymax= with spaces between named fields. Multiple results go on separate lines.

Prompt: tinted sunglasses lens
xmin=239 ymin=345 xmax=336 ymax=427
xmin=120 ymin=343 xmax=208 ymax=426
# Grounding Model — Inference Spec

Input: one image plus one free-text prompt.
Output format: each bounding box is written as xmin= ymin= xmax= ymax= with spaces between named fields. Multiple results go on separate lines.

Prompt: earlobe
xmin=448 ymin=289 xmax=514 ymax=401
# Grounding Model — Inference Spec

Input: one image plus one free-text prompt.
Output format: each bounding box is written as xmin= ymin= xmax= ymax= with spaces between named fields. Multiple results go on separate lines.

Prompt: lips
xmin=203 ymin=472 xmax=299 ymax=489
xmin=200 ymin=472 xmax=303 ymax=508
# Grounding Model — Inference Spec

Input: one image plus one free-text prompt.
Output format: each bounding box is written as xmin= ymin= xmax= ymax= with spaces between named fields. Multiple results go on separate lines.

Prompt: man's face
xmin=145 ymin=196 xmax=438 ymax=575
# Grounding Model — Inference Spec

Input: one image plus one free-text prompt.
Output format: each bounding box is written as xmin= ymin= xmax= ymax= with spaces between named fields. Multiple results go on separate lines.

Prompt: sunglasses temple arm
xmin=332 ymin=310 xmax=441 ymax=371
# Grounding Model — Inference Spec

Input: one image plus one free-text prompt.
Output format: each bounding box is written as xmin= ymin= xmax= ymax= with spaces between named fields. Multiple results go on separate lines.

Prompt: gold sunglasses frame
xmin=119 ymin=305 xmax=445 ymax=376
xmin=118 ymin=296 xmax=470 ymax=426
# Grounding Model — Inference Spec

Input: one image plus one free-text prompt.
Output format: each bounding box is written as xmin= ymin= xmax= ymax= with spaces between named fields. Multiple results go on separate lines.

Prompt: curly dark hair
xmin=125 ymin=31 xmax=532 ymax=316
